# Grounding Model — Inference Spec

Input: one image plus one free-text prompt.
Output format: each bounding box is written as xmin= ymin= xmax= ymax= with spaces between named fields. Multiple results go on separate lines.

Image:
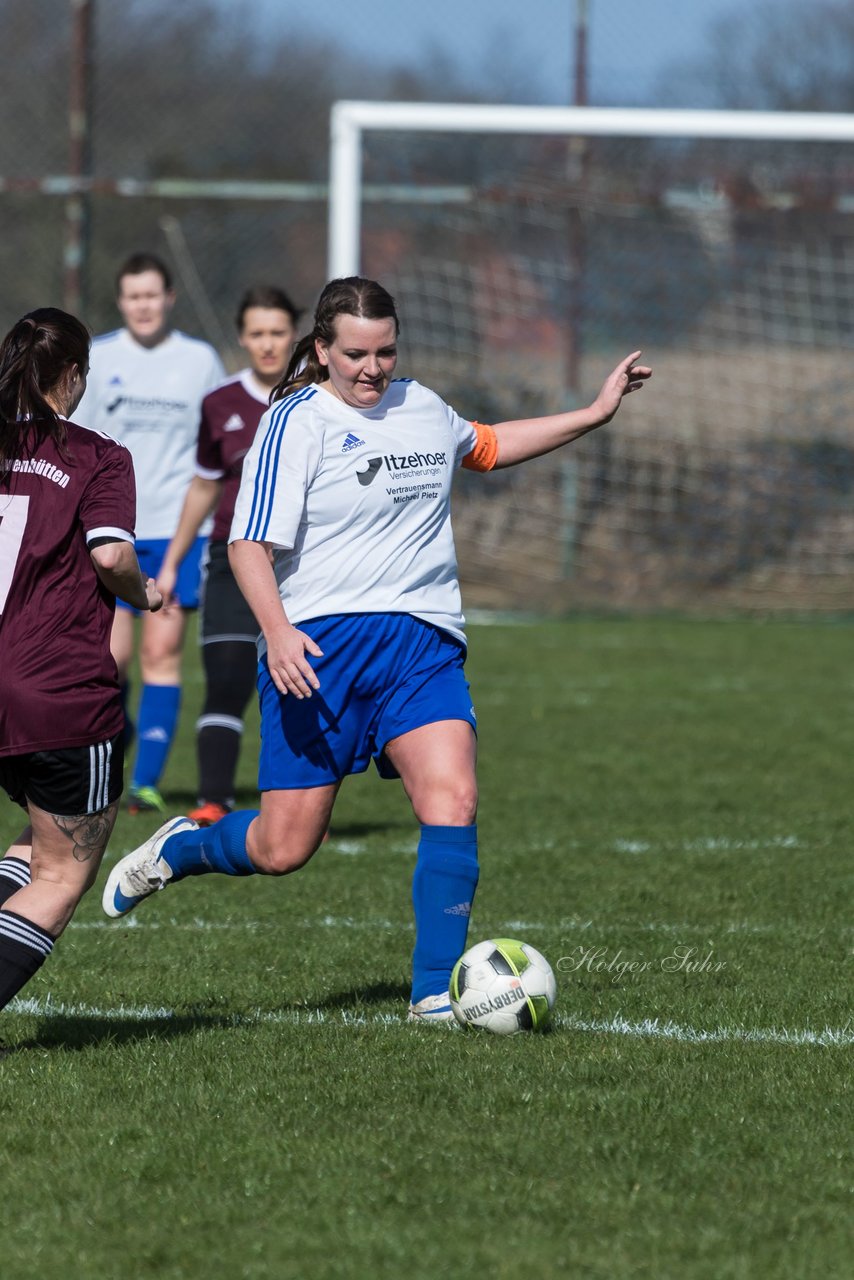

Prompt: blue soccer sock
xmin=132 ymin=684 xmax=181 ymax=790
xmin=411 ymin=824 xmax=479 ymax=1005
xmin=161 ymin=810 xmax=259 ymax=881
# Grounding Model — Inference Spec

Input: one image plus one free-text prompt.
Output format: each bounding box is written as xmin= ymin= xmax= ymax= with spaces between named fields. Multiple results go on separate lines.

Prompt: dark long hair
xmin=271 ymin=277 xmax=399 ymax=402
xmin=0 ymin=308 xmax=91 ymax=479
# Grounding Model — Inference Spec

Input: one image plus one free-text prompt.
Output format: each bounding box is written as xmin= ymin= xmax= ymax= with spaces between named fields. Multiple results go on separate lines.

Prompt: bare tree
xmin=655 ymin=0 xmax=854 ymax=111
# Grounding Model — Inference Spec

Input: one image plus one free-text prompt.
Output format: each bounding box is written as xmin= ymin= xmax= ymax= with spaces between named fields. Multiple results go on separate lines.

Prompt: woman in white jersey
xmin=78 ymin=252 xmax=225 ymax=816
xmin=103 ymin=277 xmax=651 ymax=1023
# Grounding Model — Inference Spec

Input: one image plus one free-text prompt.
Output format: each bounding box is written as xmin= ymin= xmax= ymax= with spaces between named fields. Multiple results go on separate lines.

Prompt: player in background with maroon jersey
xmin=156 ymin=286 xmax=299 ymax=825
xmin=0 ymin=308 xmax=161 ymax=1019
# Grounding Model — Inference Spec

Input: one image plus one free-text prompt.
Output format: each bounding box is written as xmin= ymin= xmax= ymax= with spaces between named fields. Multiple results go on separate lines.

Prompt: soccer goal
xmin=328 ymin=102 xmax=854 ymax=613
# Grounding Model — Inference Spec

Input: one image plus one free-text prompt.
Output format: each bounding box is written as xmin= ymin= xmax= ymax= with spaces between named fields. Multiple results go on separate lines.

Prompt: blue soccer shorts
xmin=256 ymin=613 xmax=477 ymax=790
xmin=116 ymin=535 xmax=207 ymax=613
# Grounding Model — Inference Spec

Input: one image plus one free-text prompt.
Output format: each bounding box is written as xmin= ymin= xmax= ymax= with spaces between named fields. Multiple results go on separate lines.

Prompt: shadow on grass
xmin=3 ymin=981 xmax=412 ymax=1056
xmin=11 ymin=1012 xmax=231 ymax=1054
xmin=132 ymin=789 xmax=414 ymax=845
xmin=308 ymin=980 xmax=410 ymax=1010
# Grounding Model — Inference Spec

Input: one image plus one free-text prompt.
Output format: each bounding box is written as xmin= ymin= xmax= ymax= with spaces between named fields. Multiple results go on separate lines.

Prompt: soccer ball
xmin=450 ymin=938 xmax=557 ymax=1034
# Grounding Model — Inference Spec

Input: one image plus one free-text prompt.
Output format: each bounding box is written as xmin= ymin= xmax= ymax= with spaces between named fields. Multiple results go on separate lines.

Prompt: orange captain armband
xmin=461 ymin=421 xmax=498 ymax=473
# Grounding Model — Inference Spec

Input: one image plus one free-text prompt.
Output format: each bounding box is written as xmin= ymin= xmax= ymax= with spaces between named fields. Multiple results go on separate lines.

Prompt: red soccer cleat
xmin=187 ymin=801 xmax=231 ymax=827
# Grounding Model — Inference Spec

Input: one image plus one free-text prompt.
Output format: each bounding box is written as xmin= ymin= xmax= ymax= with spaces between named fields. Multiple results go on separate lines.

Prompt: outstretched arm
xmin=491 ymin=351 xmax=651 ymax=470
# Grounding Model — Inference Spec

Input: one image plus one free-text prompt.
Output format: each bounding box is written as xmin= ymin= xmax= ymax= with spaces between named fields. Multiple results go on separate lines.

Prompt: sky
xmin=249 ymin=0 xmax=748 ymax=106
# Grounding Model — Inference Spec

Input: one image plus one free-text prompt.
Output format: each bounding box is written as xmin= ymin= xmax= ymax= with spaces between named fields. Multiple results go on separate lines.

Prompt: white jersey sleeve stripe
xmin=245 ymin=386 xmax=316 ymax=542
xmin=86 ymin=525 xmax=134 ymax=545
xmin=246 ymin=385 xmax=316 ymax=541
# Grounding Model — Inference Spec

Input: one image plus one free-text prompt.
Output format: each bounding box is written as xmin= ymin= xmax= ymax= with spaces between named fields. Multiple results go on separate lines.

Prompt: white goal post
xmin=326 ymin=102 xmax=854 ymax=614
xmin=328 ymin=103 xmax=854 ymax=278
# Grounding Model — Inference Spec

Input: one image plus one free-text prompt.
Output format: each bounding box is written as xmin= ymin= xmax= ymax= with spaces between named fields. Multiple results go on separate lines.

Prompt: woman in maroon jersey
xmin=156 ymin=286 xmax=300 ymax=825
xmin=0 ymin=307 xmax=161 ymax=1020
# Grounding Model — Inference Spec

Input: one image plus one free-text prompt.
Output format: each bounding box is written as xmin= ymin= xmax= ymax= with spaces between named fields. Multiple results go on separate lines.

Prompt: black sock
xmin=196 ymin=723 xmax=241 ymax=807
xmin=0 ymin=909 xmax=55 ymax=1011
xmin=0 ymin=857 xmax=31 ymax=907
xmin=197 ymin=639 xmax=256 ymax=806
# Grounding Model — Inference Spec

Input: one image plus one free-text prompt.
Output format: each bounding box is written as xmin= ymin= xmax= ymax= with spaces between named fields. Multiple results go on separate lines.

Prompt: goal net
xmin=329 ymin=103 xmax=854 ymax=613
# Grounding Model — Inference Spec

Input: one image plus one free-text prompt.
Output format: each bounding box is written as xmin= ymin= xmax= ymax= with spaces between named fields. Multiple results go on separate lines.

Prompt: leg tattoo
xmin=51 ymin=803 xmax=119 ymax=862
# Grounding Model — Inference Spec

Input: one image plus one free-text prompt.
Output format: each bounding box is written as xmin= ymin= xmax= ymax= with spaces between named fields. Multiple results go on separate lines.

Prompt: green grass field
xmin=1 ymin=615 xmax=851 ymax=1279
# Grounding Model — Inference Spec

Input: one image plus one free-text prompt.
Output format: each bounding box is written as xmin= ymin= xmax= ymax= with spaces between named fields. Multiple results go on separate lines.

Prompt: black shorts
xmin=199 ymin=541 xmax=259 ymax=646
xmin=0 ymin=733 xmax=124 ymax=816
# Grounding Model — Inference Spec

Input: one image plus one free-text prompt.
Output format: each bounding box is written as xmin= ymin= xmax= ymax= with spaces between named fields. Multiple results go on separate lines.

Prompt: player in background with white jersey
xmin=156 ymin=286 xmax=300 ymax=826
xmin=0 ymin=308 xmax=161 ymax=1019
xmin=77 ymin=253 xmax=225 ymax=815
xmin=104 ymin=277 xmax=651 ymax=1023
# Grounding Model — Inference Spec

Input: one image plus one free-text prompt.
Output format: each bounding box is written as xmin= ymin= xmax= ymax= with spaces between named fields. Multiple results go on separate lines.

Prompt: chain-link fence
xmin=2 ymin=0 xmax=830 ymax=338
xmin=3 ymin=0 xmax=853 ymax=612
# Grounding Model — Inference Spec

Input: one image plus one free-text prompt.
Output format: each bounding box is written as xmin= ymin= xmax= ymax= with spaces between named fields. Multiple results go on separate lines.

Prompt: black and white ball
xmin=450 ymin=938 xmax=557 ymax=1034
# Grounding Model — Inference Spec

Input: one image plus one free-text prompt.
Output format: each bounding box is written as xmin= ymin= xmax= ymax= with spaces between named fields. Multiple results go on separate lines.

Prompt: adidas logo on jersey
xmin=444 ymin=901 xmax=472 ymax=917
xmin=223 ymin=413 xmax=245 ymax=432
xmin=341 ymin=432 xmax=365 ymax=453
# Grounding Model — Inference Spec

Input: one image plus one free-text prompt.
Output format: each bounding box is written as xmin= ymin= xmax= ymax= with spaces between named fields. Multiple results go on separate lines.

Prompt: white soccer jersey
xmin=230 ymin=379 xmax=478 ymax=644
xmin=78 ymin=328 xmax=225 ymax=539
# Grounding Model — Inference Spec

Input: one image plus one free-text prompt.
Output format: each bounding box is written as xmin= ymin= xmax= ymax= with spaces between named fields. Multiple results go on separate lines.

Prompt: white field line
xmin=505 ymin=917 xmax=837 ymax=937
xmin=68 ymin=914 xmax=849 ymax=939
xmin=558 ymin=1013 xmax=854 ymax=1048
xmin=257 ymin=834 xmax=805 ymax=859
xmin=8 ymin=995 xmax=852 ymax=1047
xmin=612 ymin=835 xmax=803 ymax=854
xmin=328 ymin=839 xmax=368 ymax=855
xmin=335 ymin=834 xmax=810 ymax=858
xmin=466 ymin=610 xmax=536 ymax=627
xmin=68 ymin=914 xmax=411 ymax=932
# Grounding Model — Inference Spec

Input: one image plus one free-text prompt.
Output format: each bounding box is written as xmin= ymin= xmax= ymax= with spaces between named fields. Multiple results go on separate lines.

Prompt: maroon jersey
xmin=0 ymin=421 xmax=136 ymax=755
xmin=195 ymin=371 xmax=268 ymax=542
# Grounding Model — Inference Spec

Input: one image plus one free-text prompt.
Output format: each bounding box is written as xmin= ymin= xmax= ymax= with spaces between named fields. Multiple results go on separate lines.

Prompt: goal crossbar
xmin=328 ymin=101 xmax=854 ymax=277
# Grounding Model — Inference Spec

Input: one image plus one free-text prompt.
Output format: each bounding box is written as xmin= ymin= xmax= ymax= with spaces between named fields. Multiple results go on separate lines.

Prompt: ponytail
xmin=0 ymin=308 xmax=90 ymax=477
xmin=270 ymin=333 xmax=326 ymax=402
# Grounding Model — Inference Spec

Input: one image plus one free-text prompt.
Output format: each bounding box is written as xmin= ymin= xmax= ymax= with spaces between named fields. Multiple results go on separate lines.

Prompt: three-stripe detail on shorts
xmin=87 ymin=740 xmax=113 ymax=813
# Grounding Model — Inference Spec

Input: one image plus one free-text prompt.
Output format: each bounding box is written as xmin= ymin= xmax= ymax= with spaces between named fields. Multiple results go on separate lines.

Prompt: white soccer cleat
xmin=102 ymin=816 xmax=198 ymax=918
xmin=407 ymin=992 xmax=457 ymax=1025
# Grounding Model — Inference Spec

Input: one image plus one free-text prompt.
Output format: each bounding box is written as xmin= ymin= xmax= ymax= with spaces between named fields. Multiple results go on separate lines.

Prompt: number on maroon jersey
xmin=0 ymin=494 xmax=30 ymax=613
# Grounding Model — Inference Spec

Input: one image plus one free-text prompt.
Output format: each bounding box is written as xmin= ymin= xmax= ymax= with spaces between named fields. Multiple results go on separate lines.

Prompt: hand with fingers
xmin=145 ymin=577 xmax=164 ymax=613
xmin=154 ymin=563 xmax=178 ymax=612
xmin=591 ymin=350 xmax=652 ymax=424
xmin=266 ymin=623 xmax=324 ymax=699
